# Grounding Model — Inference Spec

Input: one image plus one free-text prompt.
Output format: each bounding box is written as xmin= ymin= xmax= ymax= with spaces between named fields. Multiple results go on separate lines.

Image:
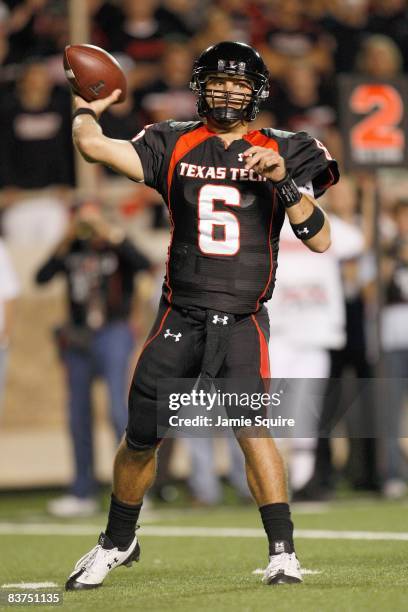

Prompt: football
xmin=63 ymin=44 xmax=127 ymax=103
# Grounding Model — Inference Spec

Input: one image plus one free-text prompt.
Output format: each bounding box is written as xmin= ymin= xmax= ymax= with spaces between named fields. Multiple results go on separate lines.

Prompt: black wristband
xmin=290 ymin=205 xmax=325 ymax=240
xmin=274 ymin=173 xmax=302 ymax=208
xmin=72 ymin=108 xmax=98 ymax=121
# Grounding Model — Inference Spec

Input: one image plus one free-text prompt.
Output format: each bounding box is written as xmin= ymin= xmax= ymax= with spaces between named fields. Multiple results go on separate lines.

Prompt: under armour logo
xmin=274 ymin=541 xmax=285 ymax=554
xmin=212 ymin=315 xmax=228 ymax=325
xmin=296 ymin=227 xmax=309 ymax=236
xmin=107 ymin=557 xmax=119 ymax=569
xmin=164 ymin=329 xmax=182 ymax=342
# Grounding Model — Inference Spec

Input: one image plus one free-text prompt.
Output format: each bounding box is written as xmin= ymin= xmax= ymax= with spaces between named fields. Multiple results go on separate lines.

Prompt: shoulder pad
xmin=166 ymin=120 xmax=203 ymax=132
xmin=261 ymin=128 xmax=295 ymax=140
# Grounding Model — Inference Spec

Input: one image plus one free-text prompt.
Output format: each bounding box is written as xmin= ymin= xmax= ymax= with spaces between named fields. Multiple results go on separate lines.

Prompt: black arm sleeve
xmin=115 ymin=238 xmax=151 ymax=274
xmin=35 ymin=255 xmax=65 ymax=284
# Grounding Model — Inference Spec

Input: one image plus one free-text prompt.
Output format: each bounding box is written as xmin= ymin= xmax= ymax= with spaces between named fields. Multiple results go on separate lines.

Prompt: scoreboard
xmin=339 ymin=75 xmax=408 ymax=170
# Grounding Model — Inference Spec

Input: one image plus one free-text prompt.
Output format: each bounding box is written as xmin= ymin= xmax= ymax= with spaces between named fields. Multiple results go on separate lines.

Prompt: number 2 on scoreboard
xmin=350 ymin=84 xmax=404 ymax=150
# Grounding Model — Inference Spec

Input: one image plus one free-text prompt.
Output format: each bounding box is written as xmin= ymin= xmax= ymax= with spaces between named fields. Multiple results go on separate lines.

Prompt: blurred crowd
xmin=1 ymin=0 xmax=408 ymax=185
xmin=0 ymin=0 xmax=407 ymax=511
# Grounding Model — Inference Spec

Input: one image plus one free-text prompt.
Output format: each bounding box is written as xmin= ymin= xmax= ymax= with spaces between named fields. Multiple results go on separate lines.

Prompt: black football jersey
xmin=131 ymin=120 xmax=339 ymax=314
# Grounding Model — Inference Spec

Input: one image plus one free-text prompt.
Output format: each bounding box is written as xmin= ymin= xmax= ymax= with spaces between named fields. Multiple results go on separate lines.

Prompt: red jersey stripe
xmin=141 ymin=306 xmax=171 ymax=353
xmin=167 ymin=125 xmax=214 ymax=198
xmin=243 ymin=130 xmax=279 ymax=151
xmin=255 ymin=191 xmax=277 ymax=311
xmin=251 ymin=314 xmax=271 ymax=379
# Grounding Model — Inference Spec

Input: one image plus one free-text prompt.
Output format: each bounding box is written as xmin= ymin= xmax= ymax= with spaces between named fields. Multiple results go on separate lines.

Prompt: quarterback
xmin=65 ymin=41 xmax=339 ymax=589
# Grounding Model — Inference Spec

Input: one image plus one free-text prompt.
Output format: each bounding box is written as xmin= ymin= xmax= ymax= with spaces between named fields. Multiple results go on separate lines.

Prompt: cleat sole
xmin=264 ymin=571 xmax=302 ymax=585
xmin=65 ymin=570 xmax=102 ymax=591
xmin=65 ymin=579 xmax=102 ymax=591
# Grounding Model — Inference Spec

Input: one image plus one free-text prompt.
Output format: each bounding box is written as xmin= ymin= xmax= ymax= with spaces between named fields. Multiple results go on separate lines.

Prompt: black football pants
xmin=126 ymin=297 xmax=270 ymax=450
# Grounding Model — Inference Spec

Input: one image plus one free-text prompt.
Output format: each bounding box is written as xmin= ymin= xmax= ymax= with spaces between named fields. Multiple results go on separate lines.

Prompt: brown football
xmin=63 ymin=44 xmax=126 ymax=103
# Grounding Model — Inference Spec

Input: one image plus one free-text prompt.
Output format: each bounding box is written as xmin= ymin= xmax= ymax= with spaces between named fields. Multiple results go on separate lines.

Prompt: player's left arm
xmin=244 ymin=146 xmax=331 ymax=253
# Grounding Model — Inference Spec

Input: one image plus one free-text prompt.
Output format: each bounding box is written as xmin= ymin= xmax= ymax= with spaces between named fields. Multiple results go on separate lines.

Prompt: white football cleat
xmin=262 ymin=552 xmax=303 ymax=585
xmin=65 ymin=532 xmax=140 ymax=590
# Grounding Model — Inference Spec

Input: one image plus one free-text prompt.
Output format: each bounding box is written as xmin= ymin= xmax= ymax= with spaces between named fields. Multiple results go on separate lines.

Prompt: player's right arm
xmin=72 ymin=89 xmax=144 ymax=182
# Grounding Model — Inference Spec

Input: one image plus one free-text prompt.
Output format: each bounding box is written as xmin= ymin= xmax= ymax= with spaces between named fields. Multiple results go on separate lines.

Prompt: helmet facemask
xmin=197 ymin=74 xmax=254 ymax=125
xmin=190 ymin=67 xmax=269 ymax=125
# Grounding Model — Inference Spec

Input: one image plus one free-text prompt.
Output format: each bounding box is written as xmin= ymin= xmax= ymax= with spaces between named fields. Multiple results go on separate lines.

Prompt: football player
xmin=65 ymin=41 xmax=339 ymax=590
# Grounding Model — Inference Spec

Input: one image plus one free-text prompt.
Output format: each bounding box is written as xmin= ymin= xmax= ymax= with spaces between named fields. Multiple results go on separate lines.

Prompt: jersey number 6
xmin=198 ymin=184 xmax=241 ymax=256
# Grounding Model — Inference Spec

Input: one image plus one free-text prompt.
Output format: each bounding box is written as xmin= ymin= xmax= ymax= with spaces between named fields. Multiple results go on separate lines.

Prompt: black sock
xmin=105 ymin=494 xmax=142 ymax=550
xmin=259 ymin=502 xmax=294 ymax=556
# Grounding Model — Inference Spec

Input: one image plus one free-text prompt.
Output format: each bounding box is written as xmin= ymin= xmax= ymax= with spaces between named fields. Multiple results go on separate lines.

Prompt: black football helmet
xmin=190 ymin=41 xmax=269 ymax=124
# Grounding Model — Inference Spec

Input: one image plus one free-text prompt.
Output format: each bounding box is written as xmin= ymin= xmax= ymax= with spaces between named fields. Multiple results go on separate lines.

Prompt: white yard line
xmin=1 ymin=582 xmax=58 ymax=589
xmin=295 ymin=529 xmax=408 ymax=541
xmin=252 ymin=568 xmax=322 ymax=576
xmin=0 ymin=522 xmax=408 ymax=541
xmin=291 ymin=502 xmax=330 ymax=514
xmin=0 ymin=523 xmax=99 ymax=535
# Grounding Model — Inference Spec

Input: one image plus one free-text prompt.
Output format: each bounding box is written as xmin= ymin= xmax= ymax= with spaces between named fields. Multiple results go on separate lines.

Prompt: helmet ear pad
xmin=190 ymin=41 xmax=270 ymax=123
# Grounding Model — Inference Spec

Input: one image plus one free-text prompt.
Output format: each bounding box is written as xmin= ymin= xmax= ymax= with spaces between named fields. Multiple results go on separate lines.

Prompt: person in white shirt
xmin=381 ymin=200 xmax=408 ymax=499
xmin=266 ymin=181 xmax=364 ymax=491
xmin=0 ymin=237 xmax=20 ymax=413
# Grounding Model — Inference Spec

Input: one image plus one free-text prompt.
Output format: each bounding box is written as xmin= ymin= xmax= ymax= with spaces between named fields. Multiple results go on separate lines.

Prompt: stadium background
xmin=0 ymin=1 xmax=407 ymax=609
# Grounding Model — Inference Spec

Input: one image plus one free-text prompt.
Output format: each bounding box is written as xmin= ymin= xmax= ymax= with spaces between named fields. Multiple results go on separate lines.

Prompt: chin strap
xmin=201 ymin=88 xmax=252 ymax=123
xmin=209 ymin=106 xmax=245 ymax=125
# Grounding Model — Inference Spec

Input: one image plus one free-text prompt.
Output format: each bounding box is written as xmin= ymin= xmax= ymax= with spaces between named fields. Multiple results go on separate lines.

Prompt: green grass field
xmin=0 ymin=493 xmax=407 ymax=612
